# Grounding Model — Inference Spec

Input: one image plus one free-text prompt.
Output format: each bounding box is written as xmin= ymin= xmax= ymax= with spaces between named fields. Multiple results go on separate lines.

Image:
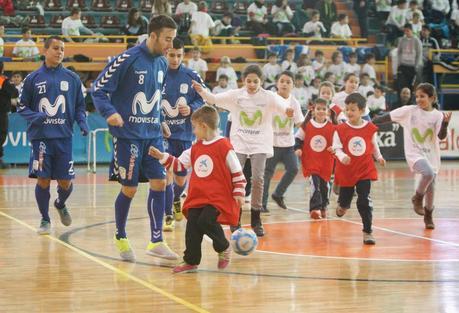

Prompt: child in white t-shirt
xmin=308 ymin=77 xmax=320 ymax=100
xmin=212 ymin=74 xmax=232 ymax=94
xmin=262 ymin=71 xmax=304 ymax=212
xmin=292 ymin=73 xmax=310 ymax=113
xmin=361 ymin=53 xmax=377 ymax=85
xmin=358 ymin=73 xmax=375 ymax=99
xmin=330 ymin=14 xmax=352 ymax=39
xmin=281 ymin=49 xmax=298 ymax=73
xmin=373 ymin=83 xmax=451 ymax=230
xmin=302 ymin=10 xmax=326 ymax=38
xmin=327 ymin=51 xmax=347 ymax=87
xmin=312 ymin=50 xmax=326 ymax=79
xmin=216 ymin=56 xmax=238 ymax=90
xmin=367 ymin=85 xmax=386 ymax=116
xmin=297 ymin=53 xmax=315 ymax=85
xmin=345 ymin=52 xmax=361 ymax=76
xmin=191 ymin=64 xmax=294 ymax=237
xmin=188 ymin=47 xmax=208 ymax=80
xmin=263 ymin=53 xmax=282 ymax=89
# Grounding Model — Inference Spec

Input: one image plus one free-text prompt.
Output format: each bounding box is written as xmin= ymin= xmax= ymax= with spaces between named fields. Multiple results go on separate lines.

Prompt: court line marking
xmin=0 ymin=211 xmax=209 ymax=313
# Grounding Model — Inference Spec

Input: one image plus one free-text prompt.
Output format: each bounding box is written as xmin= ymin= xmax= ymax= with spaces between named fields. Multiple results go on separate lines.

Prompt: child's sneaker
xmin=114 ymin=235 xmax=136 ymax=262
xmin=310 ymin=210 xmax=322 ymax=220
xmin=146 ymin=241 xmax=179 ymax=260
xmin=173 ymin=201 xmax=183 ymax=221
xmin=363 ymin=232 xmax=376 ymax=245
xmin=424 ymin=207 xmax=435 ymax=229
xmin=230 ymin=224 xmax=241 ymax=233
xmin=54 ymin=200 xmax=72 ymax=226
xmin=320 ymin=208 xmax=328 ymax=218
xmin=173 ymin=262 xmax=198 ymax=273
xmin=271 ymin=194 xmax=287 ymax=209
xmin=336 ymin=206 xmax=348 ymax=217
xmin=411 ymin=192 xmax=425 ymax=216
xmin=37 ymin=219 xmax=51 ymax=235
xmin=260 ymin=205 xmax=270 ymax=215
xmin=163 ymin=215 xmax=175 ymax=232
xmin=217 ymin=247 xmax=231 ymax=270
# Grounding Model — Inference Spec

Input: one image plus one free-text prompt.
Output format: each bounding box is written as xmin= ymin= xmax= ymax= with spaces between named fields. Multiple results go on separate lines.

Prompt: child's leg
xmin=273 ymin=147 xmax=299 ymax=201
xmin=249 ymin=153 xmax=268 ymax=236
xmin=412 ymin=159 xmax=436 ymax=215
xmin=243 ymin=160 xmax=252 ymax=197
xmin=183 ymin=208 xmax=205 ymax=266
xmin=309 ymin=175 xmax=323 ymax=212
xmin=355 ymin=180 xmax=373 ymax=234
xmin=320 ymin=177 xmax=330 ymax=218
xmin=413 ymin=159 xmax=436 ymax=195
xmin=424 ymin=177 xmax=436 ymax=229
xmin=337 ymin=186 xmax=354 ymax=217
xmin=262 ymin=149 xmax=280 ymax=209
xmin=196 ymin=205 xmax=230 ymax=253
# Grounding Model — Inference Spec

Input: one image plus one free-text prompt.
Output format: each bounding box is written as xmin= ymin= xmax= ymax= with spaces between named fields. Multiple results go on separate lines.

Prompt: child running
xmin=295 ymin=98 xmax=337 ymax=219
xmin=332 ymin=93 xmax=386 ymax=244
xmin=191 ymin=64 xmax=294 ymax=236
xmin=149 ymin=105 xmax=246 ymax=273
xmin=262 ymin=71 xmax=304 ymax=212
xmin=373 ymin=83 xmax=451 ymax=229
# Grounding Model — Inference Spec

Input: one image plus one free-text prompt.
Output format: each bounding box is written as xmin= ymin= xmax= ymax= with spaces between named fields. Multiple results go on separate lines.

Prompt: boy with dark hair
xmin=332 ymin=93 xmax=385 ymax=245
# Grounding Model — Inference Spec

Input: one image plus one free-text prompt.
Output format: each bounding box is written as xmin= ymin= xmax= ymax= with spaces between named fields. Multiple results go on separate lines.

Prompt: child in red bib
xmin=149 ymin=106 xmax=246 ymax=273
xmin=294 ymin=98 xmax=336 ymax=219
xmin=331 ymin=93 xmax=385 ymax=245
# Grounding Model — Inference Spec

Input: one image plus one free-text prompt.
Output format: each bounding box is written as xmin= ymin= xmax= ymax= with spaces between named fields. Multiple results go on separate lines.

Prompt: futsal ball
xmin=230 ymin=228 xmax=258 ymax=256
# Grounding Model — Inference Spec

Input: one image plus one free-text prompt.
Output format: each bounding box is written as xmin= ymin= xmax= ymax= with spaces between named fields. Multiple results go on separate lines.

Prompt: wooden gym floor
xmin=1 ymin=161 xmax=459 ymax=312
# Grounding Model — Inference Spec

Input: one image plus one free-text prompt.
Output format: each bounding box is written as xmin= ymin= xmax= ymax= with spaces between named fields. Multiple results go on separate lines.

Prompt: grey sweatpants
xmin=236 ymin=153 xmax=267 ymax=211
xmin=413 ymin=159 xmax=436 ymax=211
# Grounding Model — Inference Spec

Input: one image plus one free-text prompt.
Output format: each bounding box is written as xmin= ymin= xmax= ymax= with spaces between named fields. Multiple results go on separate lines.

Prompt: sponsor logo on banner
xmin=440 ymin=113 xmax=459 ymax=158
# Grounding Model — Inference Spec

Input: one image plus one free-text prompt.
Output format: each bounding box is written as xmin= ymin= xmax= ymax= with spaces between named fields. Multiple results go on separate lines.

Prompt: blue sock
xmin=148 ymin=189 xmax=165 ymax=243
xmin=35 ymin=185 xmax=50 ymax=222
xmin=55 ymin=184 xmax=73 ymax=209
xmin=115 ymin=192 xmax=132 ymax=239
xmin=173 ymin=182 xmax=186 ymax=202
xmin=165 ymin=184 xmax=173 ymax=216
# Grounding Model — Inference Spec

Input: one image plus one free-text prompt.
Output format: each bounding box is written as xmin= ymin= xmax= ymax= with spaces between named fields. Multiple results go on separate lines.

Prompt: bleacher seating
xmin=44 ymin=0 xmax=63 ymax=11
xmin=91 ymin=0 xmax=112 ymax=11
xmin=140 ymin=0 xmax=153 ymax=13
xmin=81 ymin=15 xmax=98 ymax=28
xmin=67 ymin=0 xmax=87 ymax=10
xmin=115 ymin=0 xmax=132 ymax=12
xmin=100 ymin=16 xmax=121 ymax=28
xmin=50 ymin=14 xmax=66 ymax=27
xmin=29 ymin=15 xmax=47 ymax=28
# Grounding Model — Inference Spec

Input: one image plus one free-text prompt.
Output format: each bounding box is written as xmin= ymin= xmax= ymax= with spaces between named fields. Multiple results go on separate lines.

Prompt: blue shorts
xmin=165 ymin=139 xmax=191 ymax=177
xmin=110 ymin=137 xmax=166 ymax=186
xmin=29 ymin=138 xmax=75 ymax=180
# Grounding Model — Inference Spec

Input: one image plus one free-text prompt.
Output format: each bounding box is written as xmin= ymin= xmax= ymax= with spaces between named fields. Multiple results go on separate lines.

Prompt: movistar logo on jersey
xmin=273 ymin=115 xmax=292 ymax=129
xmin=162 ymin=96 xmax=187 ymax=118
xmin=239 ymin=110 xmax=262 ymax=127
xmin=39 ymin=95 xmax=66 ymax=125
xmin=411 ymin=128 xmax=434 ymax=144
xmin=39 ymin=95 xmax=66 ymax=116
xmin=129 ymin=90 xmax=161 ymax=124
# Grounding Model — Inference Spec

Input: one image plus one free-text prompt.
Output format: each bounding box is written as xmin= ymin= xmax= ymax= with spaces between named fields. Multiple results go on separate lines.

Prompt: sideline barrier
xmin=2 ymin=111 xmax=457 ymax=166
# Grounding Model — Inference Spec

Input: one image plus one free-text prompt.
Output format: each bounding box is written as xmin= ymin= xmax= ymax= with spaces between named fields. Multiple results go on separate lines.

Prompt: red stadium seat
xmin=116 ymin=0 xmax=132 ymax=11
xmin=91 ymin=0 xmax=112 ymax=11
xmin=100 ymin=16 xmax=120 ymax=28
xmin=50 ymin=14 xmax=66 ymax=27
xmin=44 ymin=0 xmax=63 ymax=10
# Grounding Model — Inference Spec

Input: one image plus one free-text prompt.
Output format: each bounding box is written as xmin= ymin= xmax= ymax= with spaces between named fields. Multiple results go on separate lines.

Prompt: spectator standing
xmin=353 ymin=0 xmax=369 ymax=38
xmin=189 ymin=1 xmax=215 ymax=53
xmin=0 ymin=61 xmax=19 ymax=169
xmin=397 ymin=23 xmax=423 ymax=92
xmin=420 ymin=25 xmax=440 ymax=83
xmin=151 ymin=0 xmax=172 ymax=17
xmin=175 ymin=0 xmax=197 ymax=15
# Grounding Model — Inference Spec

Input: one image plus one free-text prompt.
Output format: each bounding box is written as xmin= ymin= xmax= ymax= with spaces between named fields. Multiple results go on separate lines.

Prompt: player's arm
xmin=331 ymin=131 xmax=350 ymax=165
xmin=188 ymin=73 xmax=205 ymax=113
xmin=191 ymin=80 xmax=238 ymax=111
xmin=371 ymin=113 xmax=392 ymax=125
xmin=75 ymin=78 xmax=89 ymax=136
xmin=270 ymin=92 xmax=294 ymax=117
xmin=226 ymin=149 xmax=246 ymax=207
xmin=17 ymin=75 xmax=47 ymax=125
xmin=91 ymin=53 xmax=130 ymax=126
xmin=438 ymin=112 xmax=452 ymax=140
xmin=372 ymin=133 xmax=386 ymax=166
xmin=149 ymin=146 xmax=192 ymax=172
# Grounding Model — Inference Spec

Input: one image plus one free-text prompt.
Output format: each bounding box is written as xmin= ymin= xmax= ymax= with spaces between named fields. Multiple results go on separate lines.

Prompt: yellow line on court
xmin=0 ymin=211 xmax=210 ymax=313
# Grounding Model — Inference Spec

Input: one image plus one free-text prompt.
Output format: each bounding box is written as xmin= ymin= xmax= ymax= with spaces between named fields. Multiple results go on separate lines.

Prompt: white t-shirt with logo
xmin=262 ymin=63 xmax=281 ymax=87
xmin=247 ymin=3 xmax=267 ymax=23
xmin=214 ymin=87 xmax=290 ymax=156
xmin=367 ymin=95 xmax=386 ymax=111
xmin=216 ymin=66 xmax=238 ymax=90
xmin=12 ymin=39 xmax=40 ymax=58
xmin=62 ymin=17 xmax=84 ymax=36
xmin=272 ymin=94 xmax=304 ymax=147
xmin=390 ymin=105 xmax=444 ymax=173
xmin=292 ymin=86 xmax=310 ymax=110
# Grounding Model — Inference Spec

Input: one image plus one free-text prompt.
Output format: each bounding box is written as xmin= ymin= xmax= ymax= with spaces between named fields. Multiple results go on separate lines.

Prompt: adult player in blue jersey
xmin=18 ymin=36 xmax=89 ymax=235
xmin=162 ymin=38 xmax=204 ymax=231
xmin=92 ymin=15 xmax=178 ymax=262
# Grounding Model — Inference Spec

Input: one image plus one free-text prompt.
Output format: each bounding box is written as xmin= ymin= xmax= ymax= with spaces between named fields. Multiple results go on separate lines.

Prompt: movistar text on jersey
xmin=44 ymin=118 xmax=66 ymax=125
xmin=237 ymin=128 xmax=261 ymax=135
xmin=128 ymin=116 xmax=160 ymax=124
xmin=166 ymin=118 xmax=186 ymax=126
